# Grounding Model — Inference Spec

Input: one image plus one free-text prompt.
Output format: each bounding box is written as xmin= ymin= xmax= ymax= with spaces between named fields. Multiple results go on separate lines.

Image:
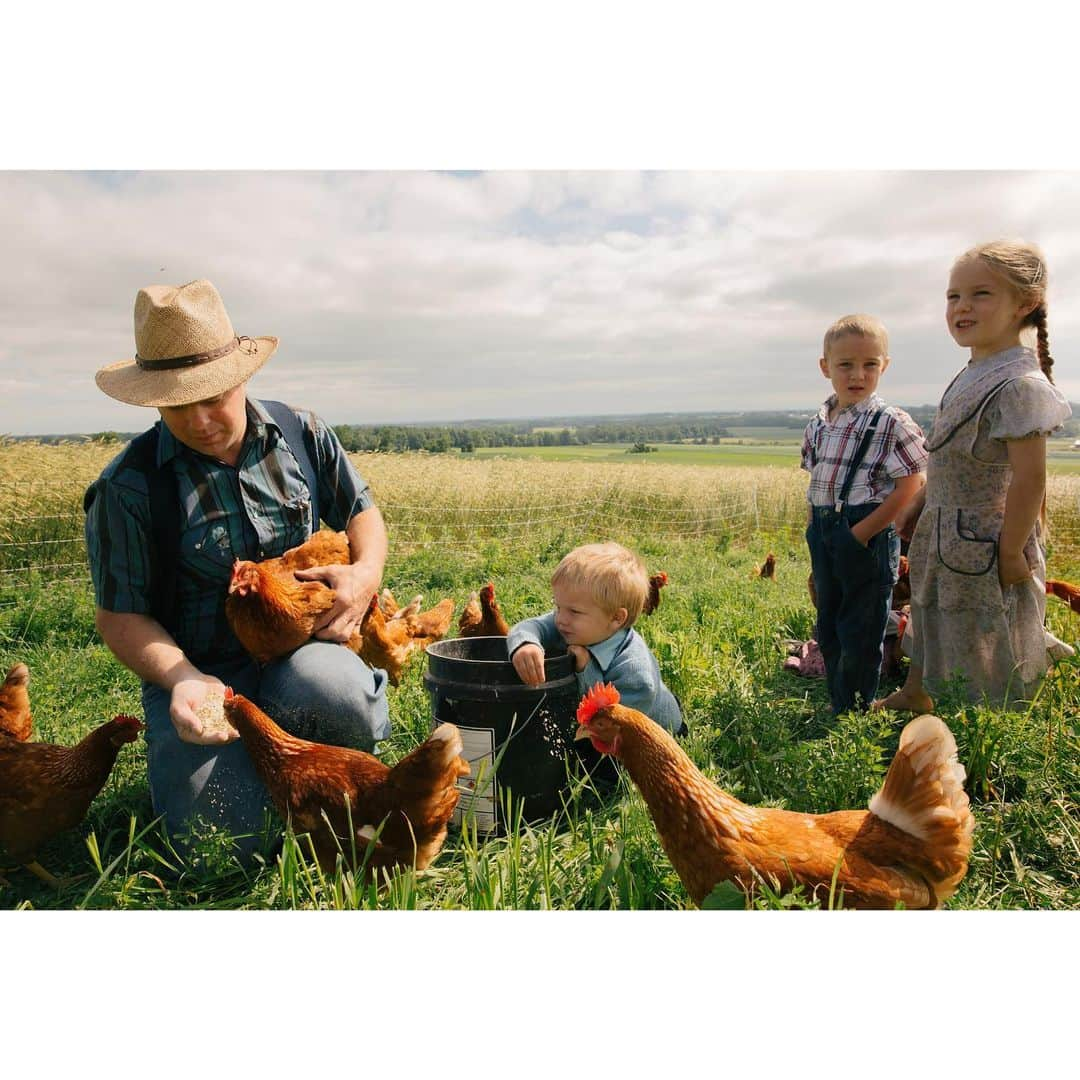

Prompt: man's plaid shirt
xmin=85 ymin=397 xmax=374 ymax=665
xmin=801 ymin=393 xmax=927 ymax=507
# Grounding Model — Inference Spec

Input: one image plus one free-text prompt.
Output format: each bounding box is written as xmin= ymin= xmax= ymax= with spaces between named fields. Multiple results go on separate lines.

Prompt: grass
xmin=1 ymin=443 xmax=1078 ymax=910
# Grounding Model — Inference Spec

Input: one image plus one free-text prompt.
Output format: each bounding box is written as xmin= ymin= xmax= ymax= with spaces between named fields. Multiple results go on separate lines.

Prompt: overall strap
xmin=263 ymin=399 xmax=320 ymax=530
xmin=835 ymin=408 xmax=884 ymax=512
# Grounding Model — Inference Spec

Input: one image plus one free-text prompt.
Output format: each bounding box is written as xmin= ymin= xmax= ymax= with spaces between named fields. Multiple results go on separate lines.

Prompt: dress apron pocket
xmin=937 ymin=507 xmax=1000 ymax=576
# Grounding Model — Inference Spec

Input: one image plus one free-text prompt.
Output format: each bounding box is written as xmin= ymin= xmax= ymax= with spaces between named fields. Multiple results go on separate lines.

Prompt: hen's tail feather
xmin=388 ymin=724 xmax=470 ymax=785
xmin=4 ymin=662 xmax=29 ymax=686
xmin=867 ymin=713 xmax=974 ymax=906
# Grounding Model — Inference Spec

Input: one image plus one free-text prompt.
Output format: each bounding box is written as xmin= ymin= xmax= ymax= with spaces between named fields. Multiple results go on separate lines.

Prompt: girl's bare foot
xmin=872 ymin=687 xmax=934 ymax=713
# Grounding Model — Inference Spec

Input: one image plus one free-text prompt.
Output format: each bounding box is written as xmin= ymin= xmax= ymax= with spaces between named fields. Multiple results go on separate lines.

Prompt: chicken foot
xmin=1 ymin=859 xmax=82 ymax=889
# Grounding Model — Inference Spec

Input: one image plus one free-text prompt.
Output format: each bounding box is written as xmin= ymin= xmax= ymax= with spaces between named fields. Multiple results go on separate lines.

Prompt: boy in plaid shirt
xmin=802 ymin=314 xmax=927 ymax=713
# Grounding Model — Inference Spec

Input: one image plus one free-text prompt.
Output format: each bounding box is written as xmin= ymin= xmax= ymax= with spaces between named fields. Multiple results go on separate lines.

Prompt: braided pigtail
xmin=1029 ymin=304 xmax=1054 ymax=382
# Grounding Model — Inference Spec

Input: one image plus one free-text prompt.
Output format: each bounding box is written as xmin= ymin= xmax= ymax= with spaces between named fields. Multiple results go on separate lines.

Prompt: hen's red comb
xmin=223 ymin=687 xmax=234 ymax=701
xmin=576 ymin=682 xmax=621 ymax=725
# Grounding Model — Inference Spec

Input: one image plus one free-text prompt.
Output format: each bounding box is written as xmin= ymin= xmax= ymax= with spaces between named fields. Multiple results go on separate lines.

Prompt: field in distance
xmin=474 ymin=434 xmax=1080 ymax=472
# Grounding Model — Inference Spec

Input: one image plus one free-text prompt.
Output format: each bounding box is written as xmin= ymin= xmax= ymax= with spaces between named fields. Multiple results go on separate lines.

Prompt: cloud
xmin=2 ymin=170 xmax=1078 ymax=433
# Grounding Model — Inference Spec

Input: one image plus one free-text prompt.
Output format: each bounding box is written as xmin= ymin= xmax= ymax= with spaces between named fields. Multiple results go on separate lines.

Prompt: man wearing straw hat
xmin=85 ymin=279 xmax=390 ymax=859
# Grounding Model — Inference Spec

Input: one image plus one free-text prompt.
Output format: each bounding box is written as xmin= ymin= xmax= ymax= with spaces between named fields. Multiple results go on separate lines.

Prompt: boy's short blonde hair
xmin=551 ymin=541 xmax=649 ymax=627
xmin=822 ymin=313 xmax=889 ymax=358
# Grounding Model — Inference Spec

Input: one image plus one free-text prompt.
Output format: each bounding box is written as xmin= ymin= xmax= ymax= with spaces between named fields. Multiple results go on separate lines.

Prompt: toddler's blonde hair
xmin=954 ymin=239 xmax=1054 ymax=382
xmin=552 ymin=541 xmax=649 ymax=627
xmin=822 ymin=313 xmax=890 ymax=358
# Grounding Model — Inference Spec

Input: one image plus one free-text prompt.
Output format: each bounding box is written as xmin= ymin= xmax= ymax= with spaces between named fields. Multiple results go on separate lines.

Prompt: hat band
xmin=136 ymin=335 xmax=252 ymax=371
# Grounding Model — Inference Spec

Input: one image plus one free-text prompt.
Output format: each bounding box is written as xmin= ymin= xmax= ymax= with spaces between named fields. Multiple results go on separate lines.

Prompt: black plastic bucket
xmin=424 ymin=636 xmax=583 ymax=835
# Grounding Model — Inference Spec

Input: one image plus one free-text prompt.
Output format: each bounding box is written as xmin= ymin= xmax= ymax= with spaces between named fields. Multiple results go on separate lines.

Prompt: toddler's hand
xmin=566 ymin=644 xmax=590 ymax=673
xmin=512 ymin=643 xmax=546 ymax=686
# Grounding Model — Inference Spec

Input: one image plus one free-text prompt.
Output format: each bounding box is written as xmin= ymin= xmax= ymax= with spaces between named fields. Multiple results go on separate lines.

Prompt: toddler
xmin=508 ymin=541 xmax=683 ymax=733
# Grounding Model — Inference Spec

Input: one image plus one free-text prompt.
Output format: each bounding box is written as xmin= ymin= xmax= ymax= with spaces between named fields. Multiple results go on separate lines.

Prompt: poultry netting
xmin=5 ymin=444 xmax=1080 ymax=582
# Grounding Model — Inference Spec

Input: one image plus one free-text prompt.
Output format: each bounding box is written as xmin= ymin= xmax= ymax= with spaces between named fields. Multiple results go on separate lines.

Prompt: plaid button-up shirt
xmin=801 ymin=393 xmax=927 ymax=507
xmin=85 ymin=397 xmax=374 ymax=665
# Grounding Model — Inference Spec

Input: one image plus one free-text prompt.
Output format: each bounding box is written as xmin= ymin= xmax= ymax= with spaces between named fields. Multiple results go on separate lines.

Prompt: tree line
xmin=331 ymin=418 xmax=737 ymax=453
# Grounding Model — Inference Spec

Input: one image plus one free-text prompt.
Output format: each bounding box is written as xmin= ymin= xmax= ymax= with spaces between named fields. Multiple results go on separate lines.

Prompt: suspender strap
xmin=835 ymin=408 xmax=884 ymax=512
xmin=263 ymin=399 xmax=321 ymax=531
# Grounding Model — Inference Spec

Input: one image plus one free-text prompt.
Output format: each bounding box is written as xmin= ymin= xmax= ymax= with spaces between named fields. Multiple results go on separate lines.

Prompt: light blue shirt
xmin=507 ymin=612 xmax=683 ymax=733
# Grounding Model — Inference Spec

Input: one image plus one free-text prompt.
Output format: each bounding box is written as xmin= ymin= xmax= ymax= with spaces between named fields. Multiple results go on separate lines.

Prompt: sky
xmin=5 ymin=169 xmax=1080 ymax=435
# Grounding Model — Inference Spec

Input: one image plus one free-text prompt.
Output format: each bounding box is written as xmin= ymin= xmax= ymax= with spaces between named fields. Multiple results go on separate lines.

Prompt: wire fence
xmin=0 ymin=478 xmax=805 ymax=584
xmin=5 ymin=462 xmax=1080 ymax=584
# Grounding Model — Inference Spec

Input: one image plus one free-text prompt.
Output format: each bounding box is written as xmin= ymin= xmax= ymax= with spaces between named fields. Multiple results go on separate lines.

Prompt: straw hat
xmin=95 ymin=279 xmax=278 ymax=407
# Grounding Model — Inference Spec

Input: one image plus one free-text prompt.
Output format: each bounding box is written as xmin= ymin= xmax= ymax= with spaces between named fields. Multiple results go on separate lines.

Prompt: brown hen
xmin=358 ymin=595 xmax=425 ymax=686
xmin=0 ymin=714 xmax=143 ymax=886
xmin=225 ymin=531 xmax=366 ymax=664
xmin=642 ymin=572 xmax=669 ymax=616
xmin=1046 ymin=577 xmax=1080 ymax=614
xmin=403 ymin=597 xmax=456 ymax=642
xmin=575 ymin=684 xmax=973 ymax=909
xmin=458 ymin=582 xmax=509 ymax=637
xmin=0 ymin=663 xmax=32 ymax=742
xmin=223 ymin=691 xmax=469 ymax=875
xmin=226 ymin=559 xmax=345 ymax=664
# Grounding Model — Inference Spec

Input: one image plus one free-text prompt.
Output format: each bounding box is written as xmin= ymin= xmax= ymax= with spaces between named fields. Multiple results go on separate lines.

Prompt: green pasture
xmin=474 ymin=438 xmax=1080 ymax=474
xmin=473 ymin=441 xmax=803 ymax=467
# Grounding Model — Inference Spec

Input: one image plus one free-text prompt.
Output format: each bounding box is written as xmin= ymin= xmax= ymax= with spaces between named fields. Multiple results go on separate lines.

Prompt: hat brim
xmin=95 ymin=336 xmax=278 ymax=407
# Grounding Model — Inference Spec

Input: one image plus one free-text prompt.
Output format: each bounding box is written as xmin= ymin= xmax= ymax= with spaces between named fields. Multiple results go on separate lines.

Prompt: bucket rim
xmin=426 ymin=635 xmax=523 ymax=662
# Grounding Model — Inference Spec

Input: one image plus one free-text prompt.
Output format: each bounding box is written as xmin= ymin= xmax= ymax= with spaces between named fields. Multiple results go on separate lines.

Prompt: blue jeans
xmin=806 ymin=503 xmax=900 ymax=714
xmin=142 ymin=642 xmax=390 ymax=862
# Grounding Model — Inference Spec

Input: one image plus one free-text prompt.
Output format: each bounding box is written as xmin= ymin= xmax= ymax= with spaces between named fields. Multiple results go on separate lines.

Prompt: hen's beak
xmin=574 ymin=724 xmax=591 ymax=742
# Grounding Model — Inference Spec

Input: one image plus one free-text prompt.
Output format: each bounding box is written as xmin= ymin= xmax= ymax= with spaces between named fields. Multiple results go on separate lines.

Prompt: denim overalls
xmin=806 ymin=408 xmax=900 ymax=713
